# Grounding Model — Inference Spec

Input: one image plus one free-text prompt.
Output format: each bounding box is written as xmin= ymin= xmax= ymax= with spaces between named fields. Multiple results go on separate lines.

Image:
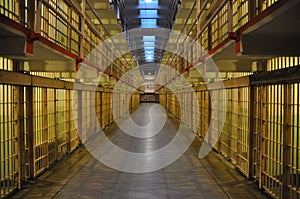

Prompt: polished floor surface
xmin=12 ymin=103 xmax=270 ymax=199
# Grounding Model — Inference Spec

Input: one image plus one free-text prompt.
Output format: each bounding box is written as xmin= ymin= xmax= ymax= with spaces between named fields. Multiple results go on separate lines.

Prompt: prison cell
xmin=47 ymin=88 xmax=56 ymax=165
xmin=159 ymin=94 xmax=167 ymax=109
xmin=0 ymin=0 xmax=19 ymax=22
xmin=69 ymin=90 xmax=79 ymax=152
xmin=192 ymin=91 xmax=199 ymax=133
xmin=161 ymin=63 xmax=300 ymax=199
xmin=0 ymin=68 xmax=138 ymax=198
xmin=33 ymin=87 xmax=48 ymax=175
xmin=255 ymin=0 xmax=279 ymax=15
xmin=101 ymin=92 xmax=108 ymax=128
xmin=211 ymin=3 xmax=228 ymax=49
xmin=232 ymin=0 xmax=249 ymax=32
xmin=236 ymin=87 xmax=249 ymax=175
xmin=56 ymin=89 xmax=69 ymax=159
xmin=40 ymin=0 xmax=77 ymax=52
xmin=197 ymin=90 xmax=210 ymax=138
xmin=289 ymin=83 xmax=300 ymax=198
xmin=0 ymin=84 xmax=18 ymax=198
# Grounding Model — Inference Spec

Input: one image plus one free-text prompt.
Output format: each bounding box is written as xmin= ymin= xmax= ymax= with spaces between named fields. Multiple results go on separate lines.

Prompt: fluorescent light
xmin=144 ymin=0 xmax=152 ymax=3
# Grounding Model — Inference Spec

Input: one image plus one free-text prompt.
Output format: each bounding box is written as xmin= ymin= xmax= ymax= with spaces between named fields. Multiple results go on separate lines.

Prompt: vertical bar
xmin=28 ymin=0 xmax=35 ymax=30
xmin=19 ymin=0 xmax=25 ymax=26
xmin=227 ymin=0 xmax=233 ymax=33
xmin=26 ymin=87 xmax=34 ymax=179
xmin=79 ymin=0 xmax=85 ymax=59
xmin=53 ymin=89 xmax=57 ymax=161
xmin=77 ymin=90 xmax=82 ymax=144
xmin=248 ymin=0 xmax=256 ymax=20
xmin=259 ymin=85 xmax=267 ymax=189
xmin=13 ymin=84 xmax=21 ymax=189
xmin=207 ymin=23 xmax=212 ymax=51
xmin=248 ymin=86 xmax=255 ymax=179
xmin=283 ymin=84 xmax=292 ymax=199
xmin=66 ymin=89 xmax=71 ymax=152
xmin=42 ymin=88 xmax=48 ymax=168
xmin=13 ymin=61 xmax=21 ymax=188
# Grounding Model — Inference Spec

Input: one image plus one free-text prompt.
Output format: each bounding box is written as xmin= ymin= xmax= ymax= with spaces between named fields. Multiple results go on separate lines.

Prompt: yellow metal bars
xmin=163 ymin=0 xmax=281 ymax=75
xmin=131 ymin=94 xmax=141 ymax=111
xmin=0 ymin=84 xmax=18 ymax=198
xmin=70 ymin=90 xmax=79 ymax=151
xmin=56 ymin=89 xmax=69 ymax=159
xmin=0 ymin=57 xmax=13 ymax=71
xmin=211 ymin=3 xmax=228 ymax=49
xmin=232 ymin=0 xmax=249 ymax=32
xmin=33 ymin=87 xmax=48 ymax=175
xmin=0 ymin=0 xmax=20 ymax=22
xmin=255 ymin=0 xmax=279 ymax=16
xmin=159 ymin=63 xmax=300 ymax=199
xmin=40 ymin=0 xmax=81 ymax=54
xmin=289 ymin=83 xmax=300 ymax=198
xmin=0 ymin=70 xmax=140 ymax=198
xmin=47 ymin=88 xmax=56 ymax=164
xmin=268 ymin=57 xmax=300 ymax=71
xmin=236 ymin=87 xmax=249 ymax=175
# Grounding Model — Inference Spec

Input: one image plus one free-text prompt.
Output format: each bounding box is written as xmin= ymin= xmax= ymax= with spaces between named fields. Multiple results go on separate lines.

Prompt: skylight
xmin=144 ymin=42 xmax=155 ymax=47
xmin=143 ymin=36 xmax=156 ymax=41
xmin=146 ymin=54 xmax=154 ymax=62
xmin=141 ymin=19 xmax=157 ymax=27
xmin=140 ymin=10 xmax=158 ymax=16
xmin=139 ymin=0 xmax=158 ymax=4
xmin=144 ymin=47 xmax=155 ymax=51
xmin=145 ymin=51 xmax=154 ymax=55
xmin=143 ymin=35 xmax=155 ymax=62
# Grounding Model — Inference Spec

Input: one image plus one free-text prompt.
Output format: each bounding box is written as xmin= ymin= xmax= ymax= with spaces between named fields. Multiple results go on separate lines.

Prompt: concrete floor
xmin=12 ymin=103 xmax=270 ymax=199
